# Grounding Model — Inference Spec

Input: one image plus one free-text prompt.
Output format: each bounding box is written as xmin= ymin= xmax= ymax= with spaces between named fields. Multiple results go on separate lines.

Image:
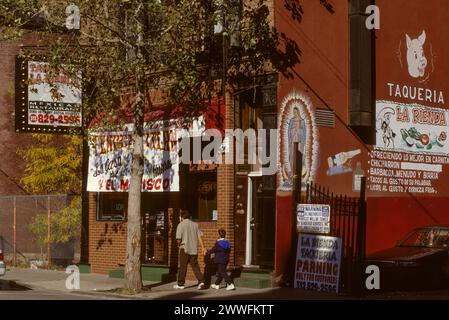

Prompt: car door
xmin=436 ymin=228 xmax=449 ymax=282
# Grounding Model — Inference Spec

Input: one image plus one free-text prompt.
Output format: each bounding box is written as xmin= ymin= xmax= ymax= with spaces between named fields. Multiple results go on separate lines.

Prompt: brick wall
xmin=88 ymin=194 xmax=226 ymax=282
xmin=218 ymin=89 xmax=236 ymax=266
xmin=0 ymin=37 xmax=39 ymax=195
xmin=88 ymin=193 xmax=127 ymax=274
xmin=180 ymin=89 xmax=236 ymax=281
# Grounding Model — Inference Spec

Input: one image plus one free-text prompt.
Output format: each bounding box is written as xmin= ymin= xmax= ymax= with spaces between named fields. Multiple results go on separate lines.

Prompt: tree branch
xmin=84 ymin=13 xmax=138 ymax=49
xmin=80 ymin=30 xmax=121 ymax=44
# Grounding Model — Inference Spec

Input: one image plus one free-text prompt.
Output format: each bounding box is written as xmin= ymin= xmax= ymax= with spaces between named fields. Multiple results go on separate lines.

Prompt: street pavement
xmin=2 ymin=267 xmax=333 ymax=300
xmin=0 ymin=284 xmax=119 ymax=300
xmin=2 ymin=267 xmax=449 ymax=300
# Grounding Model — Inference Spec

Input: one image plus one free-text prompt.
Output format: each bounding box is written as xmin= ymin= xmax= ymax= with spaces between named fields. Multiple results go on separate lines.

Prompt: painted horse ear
xmin=418 ymin=30 xmax=426 ymax=45
xmin=406 ymin=34 xmax=412 ymax=49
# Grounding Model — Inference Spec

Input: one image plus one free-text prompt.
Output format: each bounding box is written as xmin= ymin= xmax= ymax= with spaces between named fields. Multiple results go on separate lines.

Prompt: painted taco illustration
xmin=400 ymin=126 xmax=445 ymax=150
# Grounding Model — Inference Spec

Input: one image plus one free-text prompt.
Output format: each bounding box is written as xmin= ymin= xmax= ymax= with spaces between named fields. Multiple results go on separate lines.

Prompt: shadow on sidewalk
xmin=151 ymin=287 xmax=346 ymax=300
xmin=141 ymin=281 xmax=192 ymax=291
xmin=0 ymin=279 xmax=32 ymax=291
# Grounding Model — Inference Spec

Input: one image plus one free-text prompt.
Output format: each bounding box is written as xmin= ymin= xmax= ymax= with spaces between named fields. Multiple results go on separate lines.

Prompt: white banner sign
xmin=87 ymin=117 xmax=205 ymax=192
xmin=376 ymin=101 xmax=449 ymax=154
xmin=297 ymin=204 xmax=331 ymax=234
xmin=28 ymin=61 xmax=82 ymax=127
xmin=294 ymin=234 xmax=342 ymax=294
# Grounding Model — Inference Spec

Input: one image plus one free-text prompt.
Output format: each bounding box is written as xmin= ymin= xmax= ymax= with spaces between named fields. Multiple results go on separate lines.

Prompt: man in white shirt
xmin=174 ymin=210 xmax=206 ymax=290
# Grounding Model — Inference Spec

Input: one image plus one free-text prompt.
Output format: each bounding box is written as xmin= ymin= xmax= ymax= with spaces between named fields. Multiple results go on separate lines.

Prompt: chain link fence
xmin=0 ymin=194 xmax=80 ymax=267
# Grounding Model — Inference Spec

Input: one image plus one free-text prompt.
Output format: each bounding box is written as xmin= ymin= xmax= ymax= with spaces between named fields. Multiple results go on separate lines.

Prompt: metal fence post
xmin=13 ymin=196 xmax=17 ymax=267
xmin=47 ymin=196 xmax=51 ymax=269
xmin=354 ymin=176 xmax=367 ymax=296
xmin=288 ymin=142 xmax=302 ymax=287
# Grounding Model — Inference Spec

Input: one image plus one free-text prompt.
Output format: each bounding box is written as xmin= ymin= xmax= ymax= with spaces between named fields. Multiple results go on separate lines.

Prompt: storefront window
xmin=197 ymin=178 xmax=217 ymax=220
xmin=184 ymin=169 xmax=217 ymax=221
xmin=96 ymin=193 xmax=127 ymax=221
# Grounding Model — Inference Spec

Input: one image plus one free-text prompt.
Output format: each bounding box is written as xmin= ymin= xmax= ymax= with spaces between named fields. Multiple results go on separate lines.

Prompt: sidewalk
xmin=1 ymin=267 xmax=344 ymax=300
xmin=5 ymin=267 xmax=447 ymax=300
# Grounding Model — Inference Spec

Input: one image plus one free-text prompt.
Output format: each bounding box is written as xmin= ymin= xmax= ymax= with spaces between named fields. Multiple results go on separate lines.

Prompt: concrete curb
xmin=8 ymin=280 xmax=148 ymax=300
xmin=72 ymin=290 xmax=149 ymax=300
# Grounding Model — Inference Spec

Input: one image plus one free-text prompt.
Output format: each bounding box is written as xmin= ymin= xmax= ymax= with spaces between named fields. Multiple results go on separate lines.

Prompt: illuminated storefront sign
xmin=15 ymin=57 xmax=82 ymax=134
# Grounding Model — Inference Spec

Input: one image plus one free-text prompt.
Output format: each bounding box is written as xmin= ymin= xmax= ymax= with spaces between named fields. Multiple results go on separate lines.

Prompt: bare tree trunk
xmin=124 ymin=128 xmax=144 ymax=291
xmin=124 ymin=1 xmax=146 ymax=292
xmin=124 ymin=82 xmax=145 ymax=291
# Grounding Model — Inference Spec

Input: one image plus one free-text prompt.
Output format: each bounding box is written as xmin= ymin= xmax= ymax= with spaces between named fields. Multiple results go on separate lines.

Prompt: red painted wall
xmin=367 ymin=197 xmax=449 ymax=254
xmin=273 ymin=0 xmax=355 ymax=276
xmin=273 ymin=0 xmax=449 ymax=278
xmin=367 ymin=0 xmax=449 ymax=253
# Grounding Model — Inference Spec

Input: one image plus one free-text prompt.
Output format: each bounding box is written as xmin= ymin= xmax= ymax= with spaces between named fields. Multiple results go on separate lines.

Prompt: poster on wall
xmin=370 ymin=102 xmax=449 ymax=195
xmin=294 ymin=234 xmax=342 ymax=294
xmin=376 ymin=102 xmax=448 ymax=154
xmin=156 ymin=211 xmax=165 ymax=230
xmin=297 ymin=204 xmax=331 ymax=234
xmin=15 ymin=57 xmax=82 ymax=134
xmin=87 ymin=117 xmax=205 ymax=192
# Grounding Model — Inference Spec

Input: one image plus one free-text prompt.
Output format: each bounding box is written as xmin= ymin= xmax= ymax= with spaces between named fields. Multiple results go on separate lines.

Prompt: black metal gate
xmin=300 ymin=178 xmax=367 ymax=295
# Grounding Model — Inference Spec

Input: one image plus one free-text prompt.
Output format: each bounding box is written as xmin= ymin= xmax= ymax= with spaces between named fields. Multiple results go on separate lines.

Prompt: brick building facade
xmin=4 ymin=0 xmax=449 ymax=291
xmin=0 ymin=34 xmax=60 ymax=258
xmin=86 ymin=91 xmax=238 ymax=281
xmin=0 ymin=38 xmax=36 ymax=195
xmin=0 ymin=29 xmax=81 ymax=262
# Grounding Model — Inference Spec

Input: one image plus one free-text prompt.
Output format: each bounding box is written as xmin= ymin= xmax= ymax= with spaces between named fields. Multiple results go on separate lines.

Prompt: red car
xmin=366 ymin=226 xmax=449 ymax=290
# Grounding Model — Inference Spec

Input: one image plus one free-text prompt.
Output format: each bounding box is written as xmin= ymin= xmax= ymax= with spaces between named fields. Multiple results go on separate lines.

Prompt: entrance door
xmin=248 ymin=175 xmax=276 ymax=269
xmin=234 ymin=175 xmax=248 ymax=266
xmin=251 ymin=177 xmax=263 ymax=266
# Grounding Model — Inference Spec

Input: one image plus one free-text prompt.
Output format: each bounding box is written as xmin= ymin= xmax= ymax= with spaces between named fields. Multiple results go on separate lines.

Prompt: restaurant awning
xmin=88 ymin=96 xmax=225 ymax=135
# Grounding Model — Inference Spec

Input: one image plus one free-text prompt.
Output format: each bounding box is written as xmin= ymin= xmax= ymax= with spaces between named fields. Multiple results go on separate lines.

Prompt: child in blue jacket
xmin=207 ymin=229 xmax=235 ymax=290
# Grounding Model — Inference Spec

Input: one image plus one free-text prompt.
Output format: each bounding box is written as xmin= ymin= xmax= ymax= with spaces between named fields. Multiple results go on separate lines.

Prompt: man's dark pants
xmin=177 ymin=249 xmax=205 ymax=286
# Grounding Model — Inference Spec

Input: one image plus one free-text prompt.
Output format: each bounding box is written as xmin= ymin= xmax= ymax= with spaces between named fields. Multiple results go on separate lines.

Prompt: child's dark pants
xmin=203 ymin=254 xmax=216 ymax=286
xmin=215 ymin=263 xmax=232 ymax=285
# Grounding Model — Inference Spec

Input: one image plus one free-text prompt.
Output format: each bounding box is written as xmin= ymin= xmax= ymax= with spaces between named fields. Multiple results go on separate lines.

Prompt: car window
xmin=400 ymin=228 xmax=449 ymax=248
xmin=433 ymin=229 xmax=449 ymax=248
